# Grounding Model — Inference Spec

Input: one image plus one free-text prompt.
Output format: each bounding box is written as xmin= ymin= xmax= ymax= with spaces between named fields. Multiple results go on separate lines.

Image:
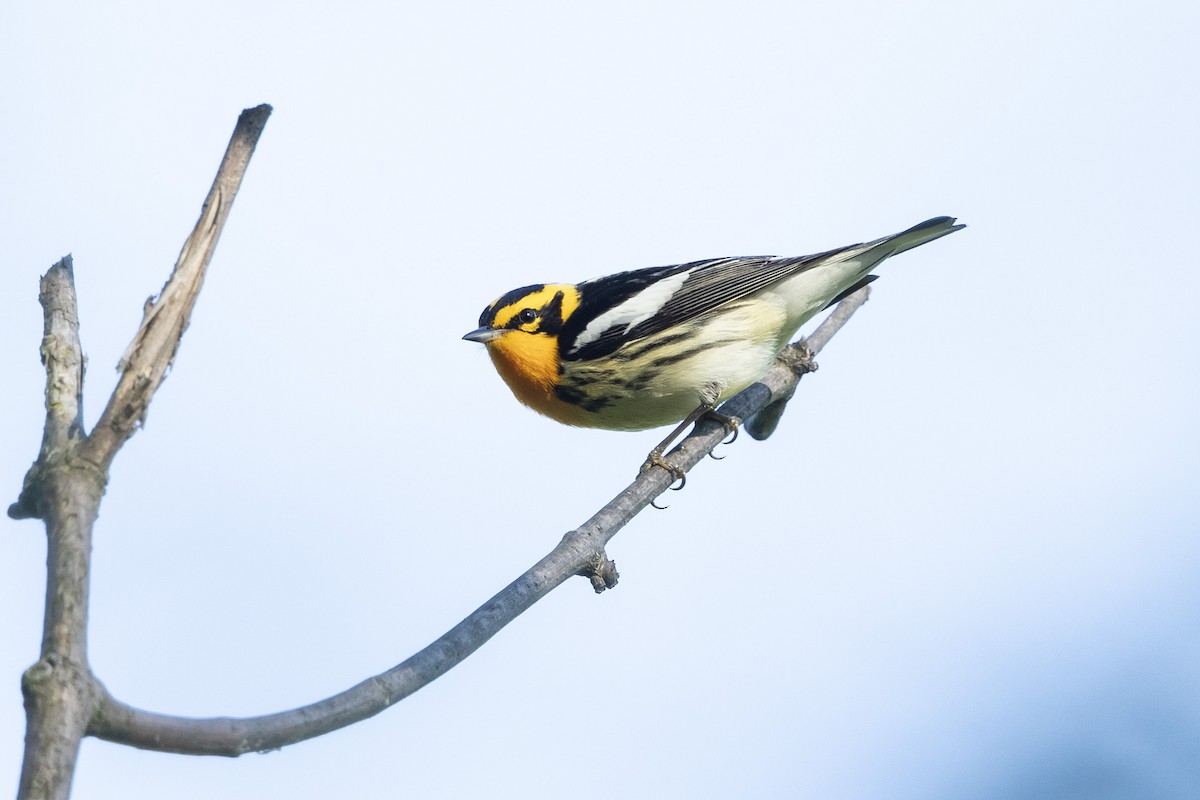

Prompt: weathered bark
xmin=13 ymin=259 xmax=99 ymax=800
xmin=11 ymin=105 xmax=273 ymax=800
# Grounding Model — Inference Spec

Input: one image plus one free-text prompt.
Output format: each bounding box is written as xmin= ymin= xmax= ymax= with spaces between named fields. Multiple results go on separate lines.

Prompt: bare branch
xmin=86 ymin=288 xmax=871 ymax=757
xmin=18 ymin=477 xmax=105 ymax=800
xmin=79 ymin=104 xmax=272 ymax=473
xmin=9 ymin=258 xmax=87 ymax=521
xmin=12 ymin=105 xmax=272 ymax=800
xmin=89 ymin=531 xmax=597 ymax=755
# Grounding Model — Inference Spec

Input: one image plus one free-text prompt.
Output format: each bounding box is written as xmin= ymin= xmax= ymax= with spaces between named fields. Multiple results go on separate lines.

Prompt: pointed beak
xmin=462 ymin=327 xmax=505 ymax=343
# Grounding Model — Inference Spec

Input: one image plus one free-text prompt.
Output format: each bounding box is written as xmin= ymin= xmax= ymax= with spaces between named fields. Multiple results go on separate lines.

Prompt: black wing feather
xmin=559 ymin=262 xmax=697 ymax=360
xmin=562 ymin=247 xmax=848 ymax=361
xmin=556 ymin=216 xmax=963 ymax=361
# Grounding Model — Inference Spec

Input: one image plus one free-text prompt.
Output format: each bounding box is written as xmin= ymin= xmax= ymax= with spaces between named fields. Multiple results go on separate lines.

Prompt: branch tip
xmin=80 ymin=104 xmax=272 ymax=471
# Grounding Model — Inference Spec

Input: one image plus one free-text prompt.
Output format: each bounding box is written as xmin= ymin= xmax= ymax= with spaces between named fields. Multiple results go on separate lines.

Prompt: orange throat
xmin=486 ymin=332 xmax=582 ymax=425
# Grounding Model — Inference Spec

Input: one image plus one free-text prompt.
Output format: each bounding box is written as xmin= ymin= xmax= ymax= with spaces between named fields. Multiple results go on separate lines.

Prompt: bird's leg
xmin=641 ymin=375 xmax=744 ymax=497
xmin=640 ymin=403 xmax=743 ymax=479
xmin=640 ymin=403 xmax=711 ymax=486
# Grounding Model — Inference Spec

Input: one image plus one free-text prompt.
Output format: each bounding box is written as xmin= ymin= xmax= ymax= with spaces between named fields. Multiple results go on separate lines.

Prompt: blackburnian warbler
xmin=464 ymin=216 xmax=963 ymax=472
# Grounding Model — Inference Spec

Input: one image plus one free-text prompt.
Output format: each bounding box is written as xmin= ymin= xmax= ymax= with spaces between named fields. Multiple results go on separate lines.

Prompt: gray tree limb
xmin=11 ymin=259 xmax=97 ymax=800
xmin=10 ymin=104 xmax=273 ymax=800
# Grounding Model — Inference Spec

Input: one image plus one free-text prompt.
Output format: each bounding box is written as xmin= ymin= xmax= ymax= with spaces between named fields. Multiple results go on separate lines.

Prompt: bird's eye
xmin=518 ymin=308 xmax=538 ymax=324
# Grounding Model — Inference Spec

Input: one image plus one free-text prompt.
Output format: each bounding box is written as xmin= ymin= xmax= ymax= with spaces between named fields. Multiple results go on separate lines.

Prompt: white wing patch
xmin=570 ymin=268 xmax=694 ymax=353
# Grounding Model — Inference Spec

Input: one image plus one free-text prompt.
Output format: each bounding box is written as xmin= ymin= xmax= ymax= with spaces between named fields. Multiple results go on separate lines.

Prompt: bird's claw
xmin=707 ymin=413 xmax=741 ymax=459
xmin=641 ymin=450 xmax=687 ymax=490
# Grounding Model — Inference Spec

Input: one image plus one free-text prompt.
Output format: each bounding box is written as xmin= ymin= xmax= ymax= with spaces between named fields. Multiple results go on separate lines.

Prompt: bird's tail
xmin=867 ymin=216 xmax=965 ymax=260
xmin=817 ymin=216 xmax=963 ymax=309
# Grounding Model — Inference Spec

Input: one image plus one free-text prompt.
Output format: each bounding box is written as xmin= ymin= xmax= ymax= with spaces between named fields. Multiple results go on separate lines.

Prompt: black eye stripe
xmin=478 ymin=283 xmax=547 ymax=327
xmin=495 ymin=290 xmax=568 ymax=333
xmin=540 ymin=291 xmax=566 ymax=332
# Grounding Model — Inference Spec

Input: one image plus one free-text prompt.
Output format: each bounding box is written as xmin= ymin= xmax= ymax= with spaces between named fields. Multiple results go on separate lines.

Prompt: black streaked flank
xmin=554 ymin=383 xmax=612 ymax=412
xmin=608 ymin=329 xmax=695 ymax=363
xmin=647 ymin=339 xmax=740 ymax=369
xmin=626 ymin=369 xmax=660 ymax=387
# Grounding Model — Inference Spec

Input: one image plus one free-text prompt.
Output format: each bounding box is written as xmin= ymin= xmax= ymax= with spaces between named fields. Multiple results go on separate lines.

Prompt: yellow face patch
xmin=484 ymin=326 xmax=588 ymax=425
xmin=487 ymin=329 xmax=558 ymax=393
xmin=475 ymin=283 xmax=586 ymax=425
xmin=490 ymin=284 xmax=580 ymax=332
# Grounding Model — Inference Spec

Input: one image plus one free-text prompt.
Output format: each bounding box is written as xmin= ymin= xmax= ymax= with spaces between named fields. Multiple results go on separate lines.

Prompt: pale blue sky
xmin=3 ymin=1 xmax=1199 ymax=798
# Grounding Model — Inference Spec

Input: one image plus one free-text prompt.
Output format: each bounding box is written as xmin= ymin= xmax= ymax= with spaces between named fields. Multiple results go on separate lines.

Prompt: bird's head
xmin=462 ymin=283 xmax=580 ymax=345
xmin=463 ymin=284 xmax=583 ymax=412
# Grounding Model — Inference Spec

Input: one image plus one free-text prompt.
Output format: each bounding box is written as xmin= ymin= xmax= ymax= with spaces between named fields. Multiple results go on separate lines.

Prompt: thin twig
xmin=86 ymin=288 xmax=871 ymax=757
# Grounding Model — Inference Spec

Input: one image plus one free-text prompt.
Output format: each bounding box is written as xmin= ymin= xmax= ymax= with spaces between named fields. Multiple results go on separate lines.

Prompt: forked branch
xmin=12 ymin=104 xmax=272 ymax=800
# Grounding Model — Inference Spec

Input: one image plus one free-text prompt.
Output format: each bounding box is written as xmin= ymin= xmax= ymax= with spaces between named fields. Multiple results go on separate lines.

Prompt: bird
xmin=463 ymin=216 xmax=964 ymax=477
